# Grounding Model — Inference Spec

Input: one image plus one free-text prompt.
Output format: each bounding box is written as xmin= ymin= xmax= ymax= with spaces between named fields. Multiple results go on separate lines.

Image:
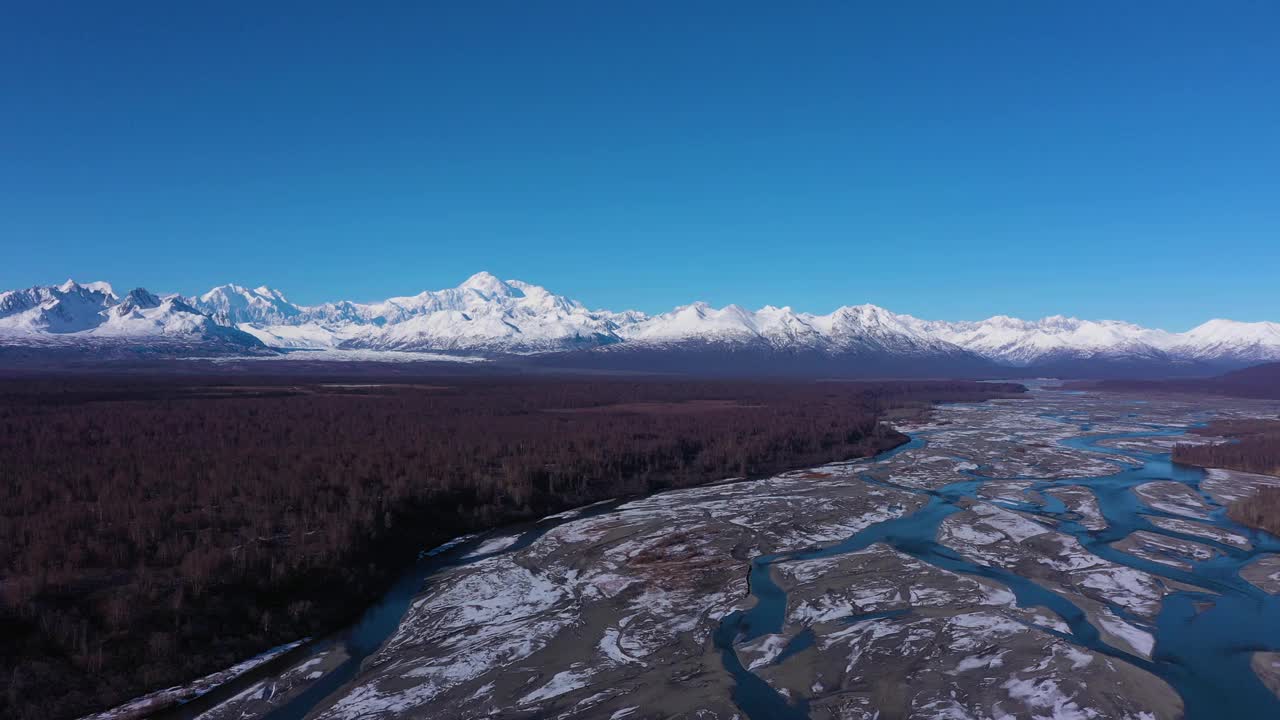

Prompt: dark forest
xmin=1072 ymin=361 xmax=1280 ymax=400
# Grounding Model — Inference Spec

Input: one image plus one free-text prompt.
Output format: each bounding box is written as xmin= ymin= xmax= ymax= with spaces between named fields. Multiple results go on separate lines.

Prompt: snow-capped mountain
xmin=549 ymin=300 xmax=996 ymax=377
xmin=0 ymin=280 xmax=265 ymax=355
xmin=0 ymin=280 xmax=120 ymax=334
xmin=187 ymin=272 xmax=636 ymax=353
xmin=618 ymin=302 xmax=824 ymax=347
xmin=194 ymin=284 xmax=302 ymax=326
xmin=4 ymin=272 xmax=1278 ymax=375
xmin=815 ymin=304 xmax=972 ymax=358
xmin=343 ymin=274 xmax=634 ymax=352
xmin=617 ymin=302 xmax=977 ymax=358
xmin=1171 ymin=319 xmax=1280 ymax=364
xmin=917 ymin=315 xmax=1181 ymax=367
xmin=920 ymin=315 xmax=1280 ymax=368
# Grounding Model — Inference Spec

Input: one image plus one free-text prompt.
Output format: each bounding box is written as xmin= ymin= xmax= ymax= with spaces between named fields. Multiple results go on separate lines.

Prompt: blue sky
xmin=2 ymin=3 xmax=1277 ymax=330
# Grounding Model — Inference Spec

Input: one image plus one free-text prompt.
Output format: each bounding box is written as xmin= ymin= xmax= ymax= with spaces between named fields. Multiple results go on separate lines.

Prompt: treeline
xmin=1173 ymin=418 xmax=1280 ymax=536
xmin=1073 ymin=361 xmax=1280 ymax=400
xmin=1227 ymin=487 xmax=1280 ymax=538
xmin=0 ymin=376 xmax=1021 ymax=719
xmin=1172 ymin=419 xmax=1280 ymax=477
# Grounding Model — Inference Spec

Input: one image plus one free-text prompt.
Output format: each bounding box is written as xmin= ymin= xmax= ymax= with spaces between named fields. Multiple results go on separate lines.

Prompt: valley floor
xmin=3 ymin=377 xmax=1017 ymax=720
xmin=159 ymin=384 xmax=1280 ymax=720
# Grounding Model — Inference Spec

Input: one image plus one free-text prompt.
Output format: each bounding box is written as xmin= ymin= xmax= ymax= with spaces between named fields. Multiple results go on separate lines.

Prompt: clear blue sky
xmin=2 ymin=2 xmax=1277 ymax=330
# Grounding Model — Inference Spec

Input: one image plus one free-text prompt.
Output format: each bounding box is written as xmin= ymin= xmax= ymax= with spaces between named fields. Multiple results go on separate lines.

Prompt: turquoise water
xmin=718 ymin=421 xmax=1280 ymax=719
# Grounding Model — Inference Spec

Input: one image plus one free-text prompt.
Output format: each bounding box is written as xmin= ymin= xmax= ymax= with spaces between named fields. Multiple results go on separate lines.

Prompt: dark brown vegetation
xmin=1173 ymin=418 xmax=1280 ymax=536
xmin=1070 ymin=361 xmax=1280 ymax=399
xmin=1226 ymin=487 xmax=1280 ymax=538
xmin=1173 ymin=419 xmax=1280 ymax=478
xmin=0 ymin=375 xmax=1022 ymax=720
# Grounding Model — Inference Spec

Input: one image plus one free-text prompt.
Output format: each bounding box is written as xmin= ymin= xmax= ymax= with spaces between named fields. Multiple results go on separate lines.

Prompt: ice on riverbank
xmin=81 ymin=639 xmax=307 ymax=720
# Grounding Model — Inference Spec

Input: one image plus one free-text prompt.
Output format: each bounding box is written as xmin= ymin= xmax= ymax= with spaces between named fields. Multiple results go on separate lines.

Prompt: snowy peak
xmin=0 ymin=280 xmax=121 ymax=334
xmin=623 ymin=302 xmax=773 ymax=343
xmin=816 ymin=305 xmax=965 ymax=356
xmin=923 ymin=314 xmax=1180 ymax=366
xmin=253 ymin=285 xmax=287 ymax=300
xmin=197 ymin=273 xmax=621 ymax=353
xmin=822 ymin=304 xmax=921 ymax=335
xmin=458 ymin=271 xmax=518 ymax=298
xmin=115 ymin=288 xmax=163 ymax=313
xmin=97 ymin=295 xmax=217 ymax=336
xmin=193 ymin=284 xmax=302 ymax=326
xmin=0 ymin=279 xmax=264 ymax=353
xmin=619 ymin=301 xmax=957 ymax=356
xmin=1183 ymin=318 xmax=1280 ymax=343
xmin=56 ymin=279 xmax=117 ymax=299
xmin=1175 ymin=319 xmax=1280 ymax=362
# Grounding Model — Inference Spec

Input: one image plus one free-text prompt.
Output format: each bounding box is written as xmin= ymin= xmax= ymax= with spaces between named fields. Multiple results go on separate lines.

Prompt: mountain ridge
xmin=1 ymin=272 xmax=1276 ymax=374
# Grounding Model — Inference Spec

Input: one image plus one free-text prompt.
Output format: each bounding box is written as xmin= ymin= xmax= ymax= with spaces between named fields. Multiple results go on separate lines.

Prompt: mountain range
xmin=2 ymin=272 xmax=1278 ymax=377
